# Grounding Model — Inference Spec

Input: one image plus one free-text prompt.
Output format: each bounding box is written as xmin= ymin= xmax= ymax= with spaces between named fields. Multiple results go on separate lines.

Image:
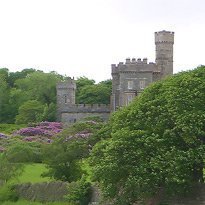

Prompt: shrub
xmin=0 ymin=184 xmax=19 ymax=202
xmin=4 ymin=142 xmax=42 ymax=163
xmin=0 ymin=124 xmax=26 ymax=135
xmin=65 ymin=175 xmax=92 ymax=205
xmin=14 ymin=122 xmax=62 ymax=137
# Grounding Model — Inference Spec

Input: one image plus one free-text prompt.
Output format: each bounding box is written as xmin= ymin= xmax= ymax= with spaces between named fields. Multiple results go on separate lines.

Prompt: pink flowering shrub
xmin=14 ymin=122 xmax=62 ymax=137
xmin=0 ymin=133 xmax=9 ymax=139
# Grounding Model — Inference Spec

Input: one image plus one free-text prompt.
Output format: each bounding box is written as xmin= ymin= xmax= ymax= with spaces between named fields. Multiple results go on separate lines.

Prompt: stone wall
xmin=14 ymin=182 xmax=205 ymax=204
xmin=58 ymin=104 xmax=110 ymax=123
xmin=15 ymin=181 xmax=68 ymax=202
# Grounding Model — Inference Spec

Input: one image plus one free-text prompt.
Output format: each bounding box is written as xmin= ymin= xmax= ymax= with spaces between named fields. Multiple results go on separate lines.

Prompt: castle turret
xmin=56 ymin=78 xmax=76 ymax=121
xmin=155 ymin=30 xmax=174 ymax=77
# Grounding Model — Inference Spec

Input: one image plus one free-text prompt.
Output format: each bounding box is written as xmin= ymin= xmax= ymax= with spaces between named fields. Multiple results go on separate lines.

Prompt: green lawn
xmin=3 ymin=164 xmax=73 ymax=204
xmin=11 ymin=163 xmax=52 ymax=184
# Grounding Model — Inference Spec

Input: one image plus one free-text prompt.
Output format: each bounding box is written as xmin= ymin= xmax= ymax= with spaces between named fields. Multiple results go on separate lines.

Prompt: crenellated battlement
xmin=57 ymin=78 xmax=110 ymax=122
xmin=155 ymin=30 xmax=174 ymax=77
xmin=57 ymin=78 xmax=76 ymax=89
xmin=58 ymin=30 xmax=174 ymax=120
xmin=155 ymin=30 xmax=174 ymax=44
xmin=59 ymin=103 xmax=110 ymax=113
xmin=111 ymin=57 xmax=156 ymax=74
xmin=111 ymin=30 xmax=174 ymax=111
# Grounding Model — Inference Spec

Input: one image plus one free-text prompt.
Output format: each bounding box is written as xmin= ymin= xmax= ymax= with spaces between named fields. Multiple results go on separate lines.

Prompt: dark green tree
xmin=77 ymin=79 xmax=112 ymax=104
xmin=15 ymin=100 xmax=45 ymax=124
xmin=0 ymin=74 xmax=10 ymax=123
xmin=42 ymin=120 xmax=106 ymax=182
xmin=90 ymin=66 xmax=205 ymax=204
xmin=76 ymin=77 xmax=95 ymax=103
xmin=0 ymin=156 xmax=22 ymax=183
xmin=15 ymin=71 xmax=62 ymax=105
xmin=8 ymin=68 xmax=36 ymax=87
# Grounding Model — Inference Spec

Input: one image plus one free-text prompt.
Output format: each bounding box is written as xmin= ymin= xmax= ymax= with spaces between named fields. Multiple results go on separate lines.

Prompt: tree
xmin=8 ymin=68 xmax=36 ymax=87
xmin=0 ymin=68 xmax=9 ymax=83
xmin=15 ymin=71 xmax=62 ymax=105
xmin=90 ymin=66 xmax=205 ymax=204
xmin=0 ymin=74 xmax=10 ymax=123
xmin=4 ymin=141 xmax=42 ymax=163
xmin=76 ymin=77 xmax=95 ymax=104
xmin=0 ymin=156 xmax=22 ymax=183
xmin=42 ymin=120 xmax=105 ymax=182
xmin=77 ymin=79 xmax=112 ymax=104
xmin=15 ymin=100 xmax=45 ymax=124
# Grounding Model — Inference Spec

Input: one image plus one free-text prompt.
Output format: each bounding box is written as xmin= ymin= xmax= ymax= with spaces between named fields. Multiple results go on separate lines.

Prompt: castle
xmin=57 ymin=30 xmax=174 ymax=122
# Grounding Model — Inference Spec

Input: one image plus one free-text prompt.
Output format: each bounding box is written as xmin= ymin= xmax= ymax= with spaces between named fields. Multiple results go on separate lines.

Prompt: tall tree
xmin=76 ymin=78 xmax=111 ymax=104
xmin=15 ymin=71 xmax=62 ymax=105
xmin=90 ymin=66 xmax=205 ymax=204
xmin=15 ymin=100 xmax=45 ymax=124
xmin=0 ymin=73 xmax=10 ymax=123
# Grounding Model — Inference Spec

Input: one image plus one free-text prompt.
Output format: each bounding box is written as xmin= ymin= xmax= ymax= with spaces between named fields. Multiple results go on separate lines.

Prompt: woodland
xmin=0 ymin=66 xmax=205 ymax=205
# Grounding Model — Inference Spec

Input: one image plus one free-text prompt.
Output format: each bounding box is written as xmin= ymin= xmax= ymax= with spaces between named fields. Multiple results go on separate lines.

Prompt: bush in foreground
xmin=90 ymin=66 xmax=205 ymax=204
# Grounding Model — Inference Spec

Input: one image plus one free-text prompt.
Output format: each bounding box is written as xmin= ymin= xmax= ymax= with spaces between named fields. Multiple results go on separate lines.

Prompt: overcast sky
xmin=0 ymin=0 xmax=204 ymax=82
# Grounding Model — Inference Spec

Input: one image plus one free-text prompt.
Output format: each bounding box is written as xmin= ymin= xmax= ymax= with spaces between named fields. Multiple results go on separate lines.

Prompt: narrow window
xmin=126 ymin=94 xmax=134 ymax=105
xmin=128 ymin=81 xmax=133 ymax=89
xmin=139 ymin=80 xmax=145 ymax=89
xmin=64 ymin=95 xmax=68 ymax=103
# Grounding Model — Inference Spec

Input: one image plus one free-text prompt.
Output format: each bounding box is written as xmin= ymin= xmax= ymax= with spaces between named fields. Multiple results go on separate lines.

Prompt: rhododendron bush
xmin=14 ymin=122 xmax=62 ymax=137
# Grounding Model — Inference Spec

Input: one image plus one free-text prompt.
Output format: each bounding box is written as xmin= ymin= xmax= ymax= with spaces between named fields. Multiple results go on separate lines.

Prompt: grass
xmin=2 ymin=164 xmax=73 ymax=204
xmin=11 ymin=163 xmax=52 ymax=184
xmin=0 ymin=124 xmax=26 ymax=134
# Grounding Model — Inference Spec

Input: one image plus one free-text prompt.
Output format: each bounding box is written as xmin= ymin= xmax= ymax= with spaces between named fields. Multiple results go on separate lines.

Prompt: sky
xmin=0 ymin=0 xmax=205 ymax=82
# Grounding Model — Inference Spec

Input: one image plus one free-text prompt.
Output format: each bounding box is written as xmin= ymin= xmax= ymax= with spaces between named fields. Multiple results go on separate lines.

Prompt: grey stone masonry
xmin=56 ymin=78 xmax=110 ymax=123
xmin=111 ymin=30 xmax=174 ymax=111
xmin=57 ymin=30 xmax=174 ymax=122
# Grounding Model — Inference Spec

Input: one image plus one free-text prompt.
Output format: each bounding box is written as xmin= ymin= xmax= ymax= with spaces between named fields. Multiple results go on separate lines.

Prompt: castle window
xmin=128 ymin=81 xmax=134 ymax=90
xmin=139 ymin=80 xmax=145 ymax=89
xmin=126 ymin=94 xmax=134 ymax=106
xmin=64 ymin=95 xmax=68 ymax=103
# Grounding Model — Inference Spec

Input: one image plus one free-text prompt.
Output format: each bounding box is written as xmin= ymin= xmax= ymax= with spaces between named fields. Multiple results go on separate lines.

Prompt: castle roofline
xmin=155 ymin=30 xmax=174 ymax=35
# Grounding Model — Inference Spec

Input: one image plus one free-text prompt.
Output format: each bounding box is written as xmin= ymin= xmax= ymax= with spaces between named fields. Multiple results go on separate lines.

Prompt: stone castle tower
xmin=57 ymin=30 xmax=174 ymax=122
xmin=155 ymin=31 xmax=174 ymax=77
xmin=56 ymin=78 xmax=110 ymax=123
xmin=56 ymin=77 xmax=76 ymax=107
xmin=111 ymin=30 xmax=174 ymax=111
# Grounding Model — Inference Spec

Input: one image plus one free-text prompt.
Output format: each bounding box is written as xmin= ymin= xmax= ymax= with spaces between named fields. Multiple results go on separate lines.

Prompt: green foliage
xmin=76 ymin=77 xmax=111 ymax=104
xmin=8 ymin=68 xmax=36 ymax=88
xmin=42 ymin=137 xmax=88 ymax=182
xmin=0 ymin=69 xmax=64 ymax=123
xmin=1 ymin=200 xmax=74 ymax=205
xmin=0 ymin=73 xmax=10 ymax=123
xmin=15 ymin=100 xmax=45 ymax=124
xmin=42 ymin=121 xmax=106 ymax=182
xmin=12 ymin=163 xmax=52 ymax=184
xmin=90 ymin=66 xmax=205 ymax=204
xmin=0 ymin=68 xmax=111 ymax=123
xmin=0 ymin=184 xmax=19 ymax=202
xmin=0 ymin=124 xmax=26 ymax=134
xmin=42 ymin=103 xmax=57 ymax=122
xmin=15 ymin=71 xmax=62 ymax=105
xmin=4 ymin=142 xmax=42 ymax=163
xmin=0 ymin=156 xmax=23 ymax=182
xmin=65 ymin=175 xmax=91 ymax=205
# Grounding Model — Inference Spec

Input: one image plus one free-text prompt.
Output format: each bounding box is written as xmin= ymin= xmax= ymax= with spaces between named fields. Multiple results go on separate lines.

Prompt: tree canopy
xmin=76 ymin=77 xmax=111 ymax=104
xmin=90 ymin=66 xmax=205 ymax=204
xmin=0 ymin=68 xmax=111 ymax=124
